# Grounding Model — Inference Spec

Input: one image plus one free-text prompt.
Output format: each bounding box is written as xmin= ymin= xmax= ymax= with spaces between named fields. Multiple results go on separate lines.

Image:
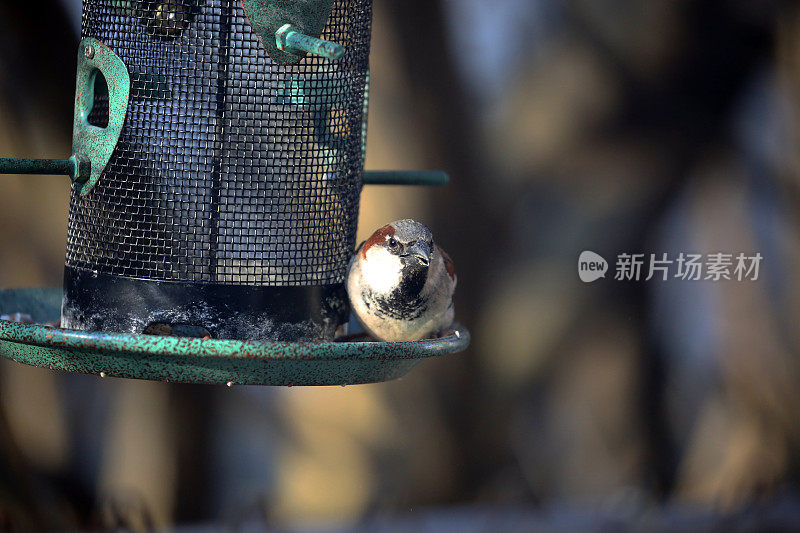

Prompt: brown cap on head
xmin=362 ymin=224 xmax=396 ymax=259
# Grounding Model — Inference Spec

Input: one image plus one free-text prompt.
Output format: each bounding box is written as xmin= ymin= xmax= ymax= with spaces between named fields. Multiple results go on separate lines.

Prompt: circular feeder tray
xmin=0 ymin=288 xmax=469 ymax=386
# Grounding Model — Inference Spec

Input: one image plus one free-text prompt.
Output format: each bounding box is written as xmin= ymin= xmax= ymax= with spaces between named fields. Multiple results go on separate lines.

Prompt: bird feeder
xmin=0 ymin=0 xmax=468 ymax=385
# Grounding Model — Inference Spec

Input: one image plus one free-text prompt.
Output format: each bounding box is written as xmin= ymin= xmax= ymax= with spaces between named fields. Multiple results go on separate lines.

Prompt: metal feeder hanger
xmin=0 ymin=0 xmax=469 ymax=386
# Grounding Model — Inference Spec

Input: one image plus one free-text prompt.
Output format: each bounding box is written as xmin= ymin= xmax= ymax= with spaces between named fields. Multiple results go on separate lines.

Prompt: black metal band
xmin=61 ymin=266 xmax=348 ymax=341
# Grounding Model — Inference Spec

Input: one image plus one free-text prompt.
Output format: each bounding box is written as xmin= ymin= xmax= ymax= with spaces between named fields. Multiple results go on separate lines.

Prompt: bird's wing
xmin=438 ymin=245 xmax=457 ymax=287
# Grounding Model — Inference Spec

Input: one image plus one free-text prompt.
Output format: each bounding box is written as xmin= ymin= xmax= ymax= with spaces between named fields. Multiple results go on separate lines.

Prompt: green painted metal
xmin=108 ymin=0 xmax=136 ymax=17
xmin=276 ymin=72 xmax=344 ymax=107
xmin=73 ymin=38 xmax=130 ymax=196
xmin=276 ymin=24 xmax=343 ymax=60
xmin=242 ymin=0 xmax=339 ymax=64
xmin=0 ymin=154 xmax=90 ymax=183
xmin=275 ymin=71 xmax=355 ymax=175
xmin=0 ymin=288 xmax=469 ymax=386
xmin=362 ymin=171 xmax=450 ymax=186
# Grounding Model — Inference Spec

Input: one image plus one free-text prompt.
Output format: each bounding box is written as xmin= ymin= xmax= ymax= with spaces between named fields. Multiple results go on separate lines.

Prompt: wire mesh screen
xmin=66 ymin=0 xmax=371 ymax=287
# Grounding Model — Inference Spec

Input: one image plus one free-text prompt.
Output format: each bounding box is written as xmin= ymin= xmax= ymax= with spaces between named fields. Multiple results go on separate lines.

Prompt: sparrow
xmin=346 ymin=219 xmax=456 ymax=342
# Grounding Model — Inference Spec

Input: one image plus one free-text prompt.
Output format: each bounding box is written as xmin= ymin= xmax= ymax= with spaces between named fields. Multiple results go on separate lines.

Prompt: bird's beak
xmin=405 ymin=242 xmax=431 ymax=267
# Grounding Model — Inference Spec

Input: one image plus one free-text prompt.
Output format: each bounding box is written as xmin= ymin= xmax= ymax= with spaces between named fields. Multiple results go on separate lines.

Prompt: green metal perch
xmin=0 ymin=160 xmax=447 ymax=188
xmin=0 ymin=155 xmax=89 ymax=183
xmin=276 ymin=24 xmax=344 ymax=60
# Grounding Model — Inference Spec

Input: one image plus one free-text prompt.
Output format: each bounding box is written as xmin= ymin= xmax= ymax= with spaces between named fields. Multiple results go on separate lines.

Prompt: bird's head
xmin=359 ymin=219 xmax=434 ymax=294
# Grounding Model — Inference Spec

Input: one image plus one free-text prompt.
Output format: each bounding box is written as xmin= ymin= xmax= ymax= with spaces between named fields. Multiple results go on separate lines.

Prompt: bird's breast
xmin=361 ymin=287 xmax=429 ymax=321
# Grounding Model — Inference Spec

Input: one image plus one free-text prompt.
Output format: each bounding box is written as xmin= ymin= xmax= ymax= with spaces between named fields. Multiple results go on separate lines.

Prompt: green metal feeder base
xmin=0 ymin=288 xmax=469 ymax=386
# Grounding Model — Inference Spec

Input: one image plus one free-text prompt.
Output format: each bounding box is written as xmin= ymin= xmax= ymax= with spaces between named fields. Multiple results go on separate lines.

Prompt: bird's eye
xmin=388 ymin=237 xmax=398 ymax=248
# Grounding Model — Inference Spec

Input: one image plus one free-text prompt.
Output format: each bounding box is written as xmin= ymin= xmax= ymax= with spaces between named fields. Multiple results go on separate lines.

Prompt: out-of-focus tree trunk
xmin=382 ymin=0 xmax=507 ymax=502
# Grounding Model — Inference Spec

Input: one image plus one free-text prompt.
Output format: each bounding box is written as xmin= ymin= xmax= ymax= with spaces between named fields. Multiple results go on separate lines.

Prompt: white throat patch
xmin=361 ymin=246 xmax=403 ymax=294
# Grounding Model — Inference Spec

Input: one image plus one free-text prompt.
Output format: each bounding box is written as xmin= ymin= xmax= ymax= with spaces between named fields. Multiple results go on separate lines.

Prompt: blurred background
xmin=2 ymin=0 xmax=800 ymax=530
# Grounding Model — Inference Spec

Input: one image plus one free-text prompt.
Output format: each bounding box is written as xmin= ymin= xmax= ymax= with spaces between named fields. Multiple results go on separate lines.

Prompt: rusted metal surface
xmin=0 ymin=288 xmax=469 ymax=386
xmin=72 ymin=37 xmax=130 ymax=196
